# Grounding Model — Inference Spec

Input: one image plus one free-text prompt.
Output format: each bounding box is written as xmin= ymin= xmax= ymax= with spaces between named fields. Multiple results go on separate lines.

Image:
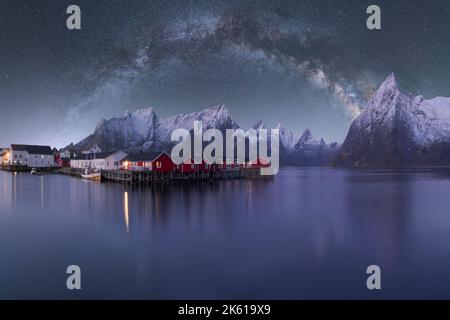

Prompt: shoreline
xmin=0 ymin=165 xmax=272 ymax=184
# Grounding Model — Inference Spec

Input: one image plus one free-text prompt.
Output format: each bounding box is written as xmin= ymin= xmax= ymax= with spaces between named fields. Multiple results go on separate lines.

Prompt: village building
xmin=177 ymin=157 xmax=217 ymax=174
xmin=70 ymin=150 xmax=127 ymax=171
xmin=178 ymin=156 xmax=197 ymax=173
xmin=55 ymin=152 xmax=70 ymax=168
xmin=8 ymin=144 xmax=55 ymax=168
xmin=60 ymin=148 xmax=83 ymax=159
xmin=81 ymin=144 xmax=103 ymax=155
xmin=60 ymin=150 xmax=70 ymax=159
xmin=122 ymin=151 xmax=176 ymax=172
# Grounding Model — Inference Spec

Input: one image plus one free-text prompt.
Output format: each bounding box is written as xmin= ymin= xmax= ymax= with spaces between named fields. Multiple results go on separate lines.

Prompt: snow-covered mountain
xmin=66 ymin=73 xmax=450 ymax=167
xmin=338 ymin=73 xmax=450 ymax=167
xmin=70 ymin=105 xmax=237 ymax=153
xmin=67 ymin=105 xmax=337 ymax=165
xmin=287 ymin=128 xmax=340 ymax=166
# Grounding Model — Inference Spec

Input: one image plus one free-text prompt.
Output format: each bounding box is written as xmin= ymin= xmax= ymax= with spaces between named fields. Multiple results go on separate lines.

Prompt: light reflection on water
xmin=1 ymin=168 xmax=450 ymax=299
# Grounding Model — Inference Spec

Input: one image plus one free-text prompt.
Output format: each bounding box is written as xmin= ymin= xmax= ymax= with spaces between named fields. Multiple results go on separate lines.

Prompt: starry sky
xmin=1 ymin=0 xmax=450 ymax=148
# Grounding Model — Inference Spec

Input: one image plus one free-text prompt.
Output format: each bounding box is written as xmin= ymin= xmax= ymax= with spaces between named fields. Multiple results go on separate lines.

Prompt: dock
xmin=55 ymin=167 xmax=246 ymax=185
xmin=101 ymin=168 xmax=244 ymax=184
xmin=2 ymin=165 xmax=270 ymax=185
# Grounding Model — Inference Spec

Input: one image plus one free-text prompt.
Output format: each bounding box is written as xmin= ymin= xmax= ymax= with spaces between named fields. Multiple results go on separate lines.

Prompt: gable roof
xmin=123 ymin=152 xmax=165 ymax=162
xmin=11 ymin=144 xmax=53 ymax=155
xmin=71 ymin=151 xmax=116 ymax=160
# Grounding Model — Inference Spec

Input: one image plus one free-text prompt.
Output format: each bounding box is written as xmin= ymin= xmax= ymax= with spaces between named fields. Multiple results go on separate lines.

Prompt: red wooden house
xmin=220 ymin=157 xmax=245 ymax=170
xmin=178 ymin=156 xmax=196 ymax=173
xmin=199 ymin=159 xmax=215 ymax=173
xmin=55 ymin=153 xmax=70 ymax=168
xmin=152 ymin=152 xmax=176 ymax=173
xmin=176 ymin=157 xmax=218 ymax=174
xmin=122 ymin=151 xmax=176 ymax=173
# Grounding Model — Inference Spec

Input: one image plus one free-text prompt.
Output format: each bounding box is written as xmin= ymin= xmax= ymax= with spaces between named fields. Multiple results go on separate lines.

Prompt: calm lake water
xmin=1 ymin=167 xmax=450 ymax=299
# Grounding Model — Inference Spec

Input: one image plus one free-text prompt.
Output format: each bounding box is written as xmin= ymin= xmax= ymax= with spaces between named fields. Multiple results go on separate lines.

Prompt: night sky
xmin=1 ymin=0 xmax=450 ymax=148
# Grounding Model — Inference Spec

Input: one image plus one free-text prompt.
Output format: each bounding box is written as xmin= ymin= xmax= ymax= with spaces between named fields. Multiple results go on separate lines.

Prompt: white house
xmin=82 ymin=144 xmax=103 ymax=155
xmin=9 ymin=144 xmax=55 ymax=168
xmin=70 ymin=150 xmax=127 ymax=170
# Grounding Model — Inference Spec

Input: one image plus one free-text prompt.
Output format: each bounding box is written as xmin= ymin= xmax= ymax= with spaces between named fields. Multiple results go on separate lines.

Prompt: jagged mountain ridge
xmin=338 ymin=73 xmax=450 ymax=167
xmin=68 ymin=105 xmax=338 ymax=165
xmin=69 ymin=73 xmax=450 ymax=167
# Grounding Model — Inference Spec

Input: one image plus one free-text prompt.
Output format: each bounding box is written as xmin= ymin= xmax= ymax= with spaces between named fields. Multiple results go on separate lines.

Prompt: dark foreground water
xmin=1 ymin=167 xmax=450 ymax=299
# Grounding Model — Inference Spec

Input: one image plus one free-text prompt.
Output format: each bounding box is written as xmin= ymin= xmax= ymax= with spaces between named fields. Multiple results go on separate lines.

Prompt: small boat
xmin=31 ymin=168 xmax=42 ymax=176
xmin=81 ymin=168 xmax=101 ymax=181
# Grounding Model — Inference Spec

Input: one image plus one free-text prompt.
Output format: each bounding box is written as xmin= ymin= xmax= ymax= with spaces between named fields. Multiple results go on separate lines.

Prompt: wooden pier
xmin=101 ymin=168 xmax=244 ymax=185
xmin=4 ymin=165 xmax=268 ymax=185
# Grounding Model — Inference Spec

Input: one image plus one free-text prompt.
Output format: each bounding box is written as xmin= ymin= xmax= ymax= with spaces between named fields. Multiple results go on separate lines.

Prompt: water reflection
xmin=40 ymin=175 xmax=44 ymax=211
xmin=124 ymin=191 xmax=130 ymax=233
xmin=1 ymin=168 xmax=450 ymax=298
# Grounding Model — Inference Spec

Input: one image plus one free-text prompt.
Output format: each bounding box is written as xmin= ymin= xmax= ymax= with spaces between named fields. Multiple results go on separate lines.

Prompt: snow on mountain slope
xmin=154 ymin=105 xmax=238 ymax=148
xmin=411 ymin=96 xmax=450 ymax=144
xmin=71 ymin=105 xmax=239 ymax=153
xmin=276 ymin=124 xmax=301 ymax=152
xmin=77 ymin=107 xmax=158 ymax=152
xmin=68 ymin=104 xmax=336 ymax=165
xmin=339 ymin=73 xmax=450 ymax=167
xmin=69 ymin=73 xmax=450 ymax=167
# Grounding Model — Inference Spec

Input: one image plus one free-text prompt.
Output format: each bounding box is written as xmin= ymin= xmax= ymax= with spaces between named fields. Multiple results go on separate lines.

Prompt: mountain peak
xmin=369 ymin=72 xmax=401 ymax=108
xmin=200 ymin=104 xmax=231 ymax=119
xmin=299 ymin=128 xmax=313 ymax=142
xmin=205 ymin=104 xmax=228 ymax=113
xmin=252 ymin=120 xmax=266 ymax=130
xmin=134 ymin=107 xmax=156 ymax=116
xmin=339 ymin=72 xmax=450 ymax=167
xmin=377 ymin=72 xmax=398 ymax=93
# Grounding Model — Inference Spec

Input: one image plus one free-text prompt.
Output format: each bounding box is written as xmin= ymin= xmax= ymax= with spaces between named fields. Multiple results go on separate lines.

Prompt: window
xmin=156 ymin=161 xmax=162 ymax=168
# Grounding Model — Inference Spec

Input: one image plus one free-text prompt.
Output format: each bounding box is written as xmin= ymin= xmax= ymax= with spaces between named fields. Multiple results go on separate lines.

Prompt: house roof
xmin=11 ymin=144 xmax=53 ymax=155
xmin=123 ymin=152 xmax=165 ymax=162
xmin=71 ymin=151 xmax=116 ymax=160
